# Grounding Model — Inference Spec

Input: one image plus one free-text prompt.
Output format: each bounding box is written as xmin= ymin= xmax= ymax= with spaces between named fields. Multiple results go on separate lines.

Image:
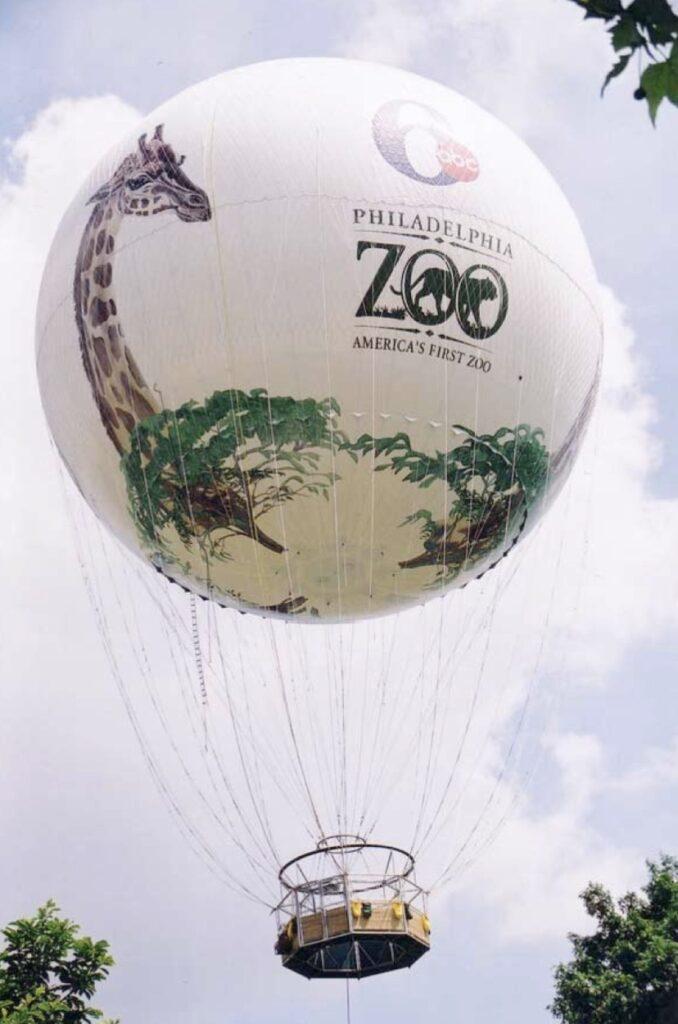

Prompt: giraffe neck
xmin=74 ymin=200 xmax=159 ymax=456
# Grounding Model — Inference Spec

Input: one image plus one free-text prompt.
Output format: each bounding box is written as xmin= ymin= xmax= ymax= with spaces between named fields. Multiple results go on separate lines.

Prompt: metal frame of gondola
xmin=274 ymin=836 xmax=430 ymax=979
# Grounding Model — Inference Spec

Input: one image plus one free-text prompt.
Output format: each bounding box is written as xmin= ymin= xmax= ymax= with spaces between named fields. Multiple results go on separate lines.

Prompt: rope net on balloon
xmin=56 ymin=400 xmax=597 ymax=910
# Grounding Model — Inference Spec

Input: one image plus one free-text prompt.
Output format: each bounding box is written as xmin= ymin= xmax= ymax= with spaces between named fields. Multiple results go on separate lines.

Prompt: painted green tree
xmin=0 ymin=901 xmax=117 ymax=1024
xmin=123 ymin=388 xmax=350 ymax=559
xmin=123 ymin=385 xmax=552 ymax=596
xmin=567 ymin=0 xmax=678 ymax=123
xmin=346 ymin=424 xmax=550 ymax=580
xmin=551 ymin=856 xmax=678 ymax=1023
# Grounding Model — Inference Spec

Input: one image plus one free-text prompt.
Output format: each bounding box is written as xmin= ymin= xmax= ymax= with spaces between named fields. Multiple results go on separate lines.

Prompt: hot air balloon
xmin=37 ymin=58 xmax=602 ymax=979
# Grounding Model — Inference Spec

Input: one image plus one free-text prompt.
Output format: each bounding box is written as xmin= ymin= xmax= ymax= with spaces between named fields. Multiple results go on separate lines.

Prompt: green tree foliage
xmin=568 ymin=0 xmax=678 ymax=122
xmin=551 ymin=856 xmax=678 ymax=1023
xmin=123 ymin=383 xmax=551 ymax=587
xmin=0 ymin=901 xmax=117 ymax=1024
xmin=347 ymin=424 xmax=549 ymax=577
xmin=123 ymin=388 xmax=351 ymax=557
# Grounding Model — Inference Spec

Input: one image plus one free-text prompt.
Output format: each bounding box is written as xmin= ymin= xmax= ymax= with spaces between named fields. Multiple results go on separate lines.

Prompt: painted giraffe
xmin=75 ymin=124 xmax=210 ymax=454
xmin=74 ymin=124 xmax=284 ymax=554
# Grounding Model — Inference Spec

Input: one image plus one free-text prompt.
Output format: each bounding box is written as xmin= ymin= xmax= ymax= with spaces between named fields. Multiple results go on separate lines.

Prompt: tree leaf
xmin=576 ymin=0 xmax=624 ymax=21
xmin=669 ymin=40 xmax=678 ymax=104
xmin=647 ymin=21 xmax=677 ymax=43
xmin=601 ymin=50 xmax=632 ymax=93
xmin=610 ymin=15 xmax=643 ymax=50
xmin=627 ymin=0 xmax=678 ymax=29
xmin=641 ymin=58 xmax=670 ymax=122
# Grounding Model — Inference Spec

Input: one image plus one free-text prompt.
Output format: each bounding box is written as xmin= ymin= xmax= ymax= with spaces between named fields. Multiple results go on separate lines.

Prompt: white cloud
xmin=613 ymin=737 xmax=678 ymax=795
xmin=336 ymin=0 xmax=432 ymax=68
xmin=542 ymin=287 xmax=678 ymax=681
xmin=0 ymin=97 xmax=146 ymax=901
xmin=339 ymin=0 xmax=610 ymax=136
xmin=458 ymin=731 xmax=641 ymax=942
xmin=1 ymin=95 xmax=142 ymax=634
xmin=460 ymin=724 xmax=678 ymax=943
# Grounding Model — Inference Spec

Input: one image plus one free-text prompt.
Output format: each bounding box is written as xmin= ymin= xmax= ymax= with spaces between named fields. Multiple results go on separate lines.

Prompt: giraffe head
xmin=88 ymin=124 xmax=211 ymax=223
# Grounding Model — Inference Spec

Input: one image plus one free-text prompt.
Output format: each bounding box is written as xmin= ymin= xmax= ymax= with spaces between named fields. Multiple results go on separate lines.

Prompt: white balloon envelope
xmin=36 ymin=58 xmax=602 ymax=622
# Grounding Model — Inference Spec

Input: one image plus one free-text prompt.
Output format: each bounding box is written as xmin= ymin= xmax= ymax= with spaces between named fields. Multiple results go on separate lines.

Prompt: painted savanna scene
xmin=73 ymin=124 xmax=559 ymax=613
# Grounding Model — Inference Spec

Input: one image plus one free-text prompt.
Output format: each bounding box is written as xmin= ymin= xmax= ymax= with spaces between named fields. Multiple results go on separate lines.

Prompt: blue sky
xmin=1 ymin=2 xmax=677 ymax=1023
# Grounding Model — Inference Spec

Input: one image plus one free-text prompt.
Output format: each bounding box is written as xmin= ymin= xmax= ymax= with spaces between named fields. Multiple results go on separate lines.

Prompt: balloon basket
xmin=274 ymin=836 xmax=430 ymax=980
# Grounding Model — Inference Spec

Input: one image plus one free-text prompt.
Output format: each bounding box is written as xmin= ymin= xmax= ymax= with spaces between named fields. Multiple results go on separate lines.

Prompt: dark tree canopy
xmin=568 ymin=0 xmax=678 ymax=122
xmin=551 ymin=856 xmax=678 ymax=1023
xmin=0 ymin=901 xmax=117 ymax=1024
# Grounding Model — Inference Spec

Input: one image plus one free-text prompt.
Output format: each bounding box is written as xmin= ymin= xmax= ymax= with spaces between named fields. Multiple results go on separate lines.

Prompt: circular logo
xmin=372 ymin=99 xmax=479 ymax=186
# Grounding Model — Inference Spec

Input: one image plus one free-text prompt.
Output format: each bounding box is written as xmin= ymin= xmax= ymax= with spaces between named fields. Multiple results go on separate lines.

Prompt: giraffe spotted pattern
xmin=73 ymin=123 xmax=210 ymax=456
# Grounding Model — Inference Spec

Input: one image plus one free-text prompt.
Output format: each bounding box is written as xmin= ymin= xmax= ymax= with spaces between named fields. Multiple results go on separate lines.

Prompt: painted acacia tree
xmin=347 ymin=424 xmax=549 ymax=580
xmin=123 ymin=388 xmax=349 ymax=559
xmin=551 ymin=856 xmax=678 ymax=1023
xmin=567 ymin=0 xmax=678 ymax=122
xmin=0 ymin=901 xmax=118 ymax=1024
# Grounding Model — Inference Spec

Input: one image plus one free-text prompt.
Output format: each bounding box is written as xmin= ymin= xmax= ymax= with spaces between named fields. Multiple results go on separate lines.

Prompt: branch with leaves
xmin=568 ymin=0 xmax=678 ymax=122
xmin=551 ymin=856 xmax=678 ymax=1023
xmin=0 ymin=901 xmax=117 ymax=1024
